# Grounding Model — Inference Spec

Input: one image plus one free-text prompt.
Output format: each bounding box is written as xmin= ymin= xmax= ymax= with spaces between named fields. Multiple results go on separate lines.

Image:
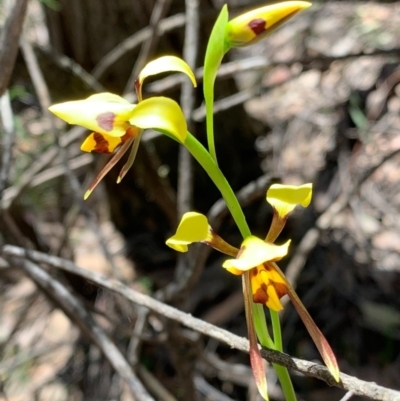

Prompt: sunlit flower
xmin=226 ymin=1 xmax=311 ymax=48
xmin=265 ymin=183 xmax=312 ymax=242
xmin=223 ymin=236 xmax=290 ymax=311
xmin=166 ymin=206 xmax=340 ymax=382
xmin=49 ymin=56 xmax=196 ymax=199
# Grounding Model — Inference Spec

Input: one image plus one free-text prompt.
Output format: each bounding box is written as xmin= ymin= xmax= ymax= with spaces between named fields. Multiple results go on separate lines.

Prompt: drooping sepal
xmin=271 ymin=262 xmax=340 ymax=382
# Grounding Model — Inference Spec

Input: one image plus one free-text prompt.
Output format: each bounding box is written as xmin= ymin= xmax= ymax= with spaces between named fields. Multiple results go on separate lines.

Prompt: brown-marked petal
xmin=81 ymin=132 xmax=124 ymax=154
xmin=226 ymin=1 xmax=311 ymax=47
xmin=49 ymin=93 xmax=136 ymax=137
xmin=250 ymin=264 xmax=287 ymax=311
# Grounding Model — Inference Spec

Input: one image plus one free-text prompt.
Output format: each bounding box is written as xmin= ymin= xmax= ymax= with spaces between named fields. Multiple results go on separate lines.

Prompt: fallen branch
xmin=2 ymin=245 xmax=400 ymax=401
xmin=6 ymin=254 xmax=154 ymax=401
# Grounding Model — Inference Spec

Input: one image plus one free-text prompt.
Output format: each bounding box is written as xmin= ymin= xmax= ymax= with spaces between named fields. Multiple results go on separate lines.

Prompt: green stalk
xmin=184 ymin=133 xmax=250 ymax=237
xmin=271 ymin=309 xmax=283 ymax=352
xmin=184 ymin=132 xmax=297 ymax=401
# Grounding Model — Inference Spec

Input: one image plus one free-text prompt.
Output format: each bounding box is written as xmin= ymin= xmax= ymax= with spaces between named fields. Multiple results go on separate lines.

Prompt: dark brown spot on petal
xmin=248 ymin=18 xmax=267 ymax=36
xmin=272 ymin=281 xmax=287 ymax=299
xmin=253 ymin=287 xmax=269 ymax=305
xmin=96 ymin=112 xmax=115 ymax=132
xmin=93 ymin=132 xmax=112 ymax=154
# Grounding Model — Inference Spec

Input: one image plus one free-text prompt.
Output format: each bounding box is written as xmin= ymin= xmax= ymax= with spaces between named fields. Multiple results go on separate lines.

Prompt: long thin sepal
xmin=117 ymin=130 xmax=143 ymax=183
xmin=84 ymin=137 xmax=134 ymax=200
xmin=243 ymin=273 xmax=269 ymax=400
xmin=271 ymin=262 xmax=340 ymax=382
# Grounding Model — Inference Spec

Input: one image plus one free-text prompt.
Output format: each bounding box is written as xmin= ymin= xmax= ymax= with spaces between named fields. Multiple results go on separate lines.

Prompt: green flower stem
xmin=184 ymin=132 xmax=297 ymax=401
xmin=271 ymin=309 xmax=283 ymax=351
xmin=205 ymin=98 xmax=218 ymax=163
xmin=184 ymin=132 xmax=250 ymax=238
xmin=253 ymin=304 xmax=296 ymax=401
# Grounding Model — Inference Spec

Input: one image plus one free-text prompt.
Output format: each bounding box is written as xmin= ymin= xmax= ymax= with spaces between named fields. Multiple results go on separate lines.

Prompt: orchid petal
xmin=250 ymin=264 xmax=287 ymax=311
xmin=267 ymin=183 xmax=312 ymax=219
xmin=49 ymin=93 xmax=135 ymax=137
xmin=166 ymin=212 xmax=210 ymax=252
xmin=139 ymin=56 xmax=197 ymax=88
xmin=81 ymin=132 xmax=123 ymax=154
xmin=129 ymin=96 xmax=187 ymax=143
xmin=226 ymin=1 xmax=311 ymax=47
xmin=222 ymin=236 xmax=290 ymax=272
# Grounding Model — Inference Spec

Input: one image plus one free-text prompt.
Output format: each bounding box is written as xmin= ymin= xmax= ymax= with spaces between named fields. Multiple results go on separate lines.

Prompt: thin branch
xmin=1 ymin=126 xmax=85 ymax=210
xmin=2 ymin=246 xmax=400 ymax=401
xmin=284 ymin=145 xmax=400 ymax=289
xmin=164 ymin=0 xmax=200 ymax=303
xmin=0 ymin=91 xmax=15 ymax=195
xmin=92 ymin=13 xmax=185 ymax=80
xmin=124 ymin=0 xmax=173 ymax=94
xmin=339 ymin=391 xmax=355 ymax=401
xmin=6 ymin=254 xmax=154 ymax=401
xmin=0 ymin=0 xmax=29 ymax=96
xmin=21 ymin=38 xmax=120 ymax=277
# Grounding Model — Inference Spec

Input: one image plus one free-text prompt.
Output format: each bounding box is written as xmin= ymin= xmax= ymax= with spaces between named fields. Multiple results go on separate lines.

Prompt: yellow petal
xmin=139 ymin=56 xmax=197 ymax=88
xmin=267 ymin=183 xmax=312 ymax=219
xmin=226 ymin=1 xmax=311 ymax=47
xmin=166 ymin=212 xmax=210 ymax=252
xmin=250 ymin=264 xmax=287 ymax=311
xmin=81 ymin=132 xmax=123 ymax=154
xmin=85 ymin=93 xmax=131 ymax=104
xmin=129 ymin=96 xmax=187 ymax=143
xmin=222 ymin=236 xmax=290 ymax=272
xmin=49 ymin=93 xmax=136 ymax=137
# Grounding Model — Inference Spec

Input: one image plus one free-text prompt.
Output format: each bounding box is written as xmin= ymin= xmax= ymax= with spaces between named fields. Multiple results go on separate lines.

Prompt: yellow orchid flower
xmin=223 ymin=236 xmax=290 ymax=311
xmin=167 ymin=211 xmax=340 ymax=382
xmin=265 ymin=183 xmax=312 ymax=242
xmin=49 ymin=56 xmax=196 ymax=199
xmin=226 ymin=1 xmax=311 ymax=48
xmin=223 ymin=236 xmax=339 ymax=381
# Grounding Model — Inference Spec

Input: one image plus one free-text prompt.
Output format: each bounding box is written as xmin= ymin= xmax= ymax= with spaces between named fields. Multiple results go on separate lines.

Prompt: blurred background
xmin=1 ymin=0 xmax=400 ymax=400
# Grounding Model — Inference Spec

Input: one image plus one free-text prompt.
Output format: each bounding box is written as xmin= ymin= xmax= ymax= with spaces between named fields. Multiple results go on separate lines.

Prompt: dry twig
xmin=2 ymin=245 xmax=400 ymax=401
xmin=6 ymin=254 xmax=154 ymax=401
xmin=0 ymin=0 xmax=29 ymax=95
